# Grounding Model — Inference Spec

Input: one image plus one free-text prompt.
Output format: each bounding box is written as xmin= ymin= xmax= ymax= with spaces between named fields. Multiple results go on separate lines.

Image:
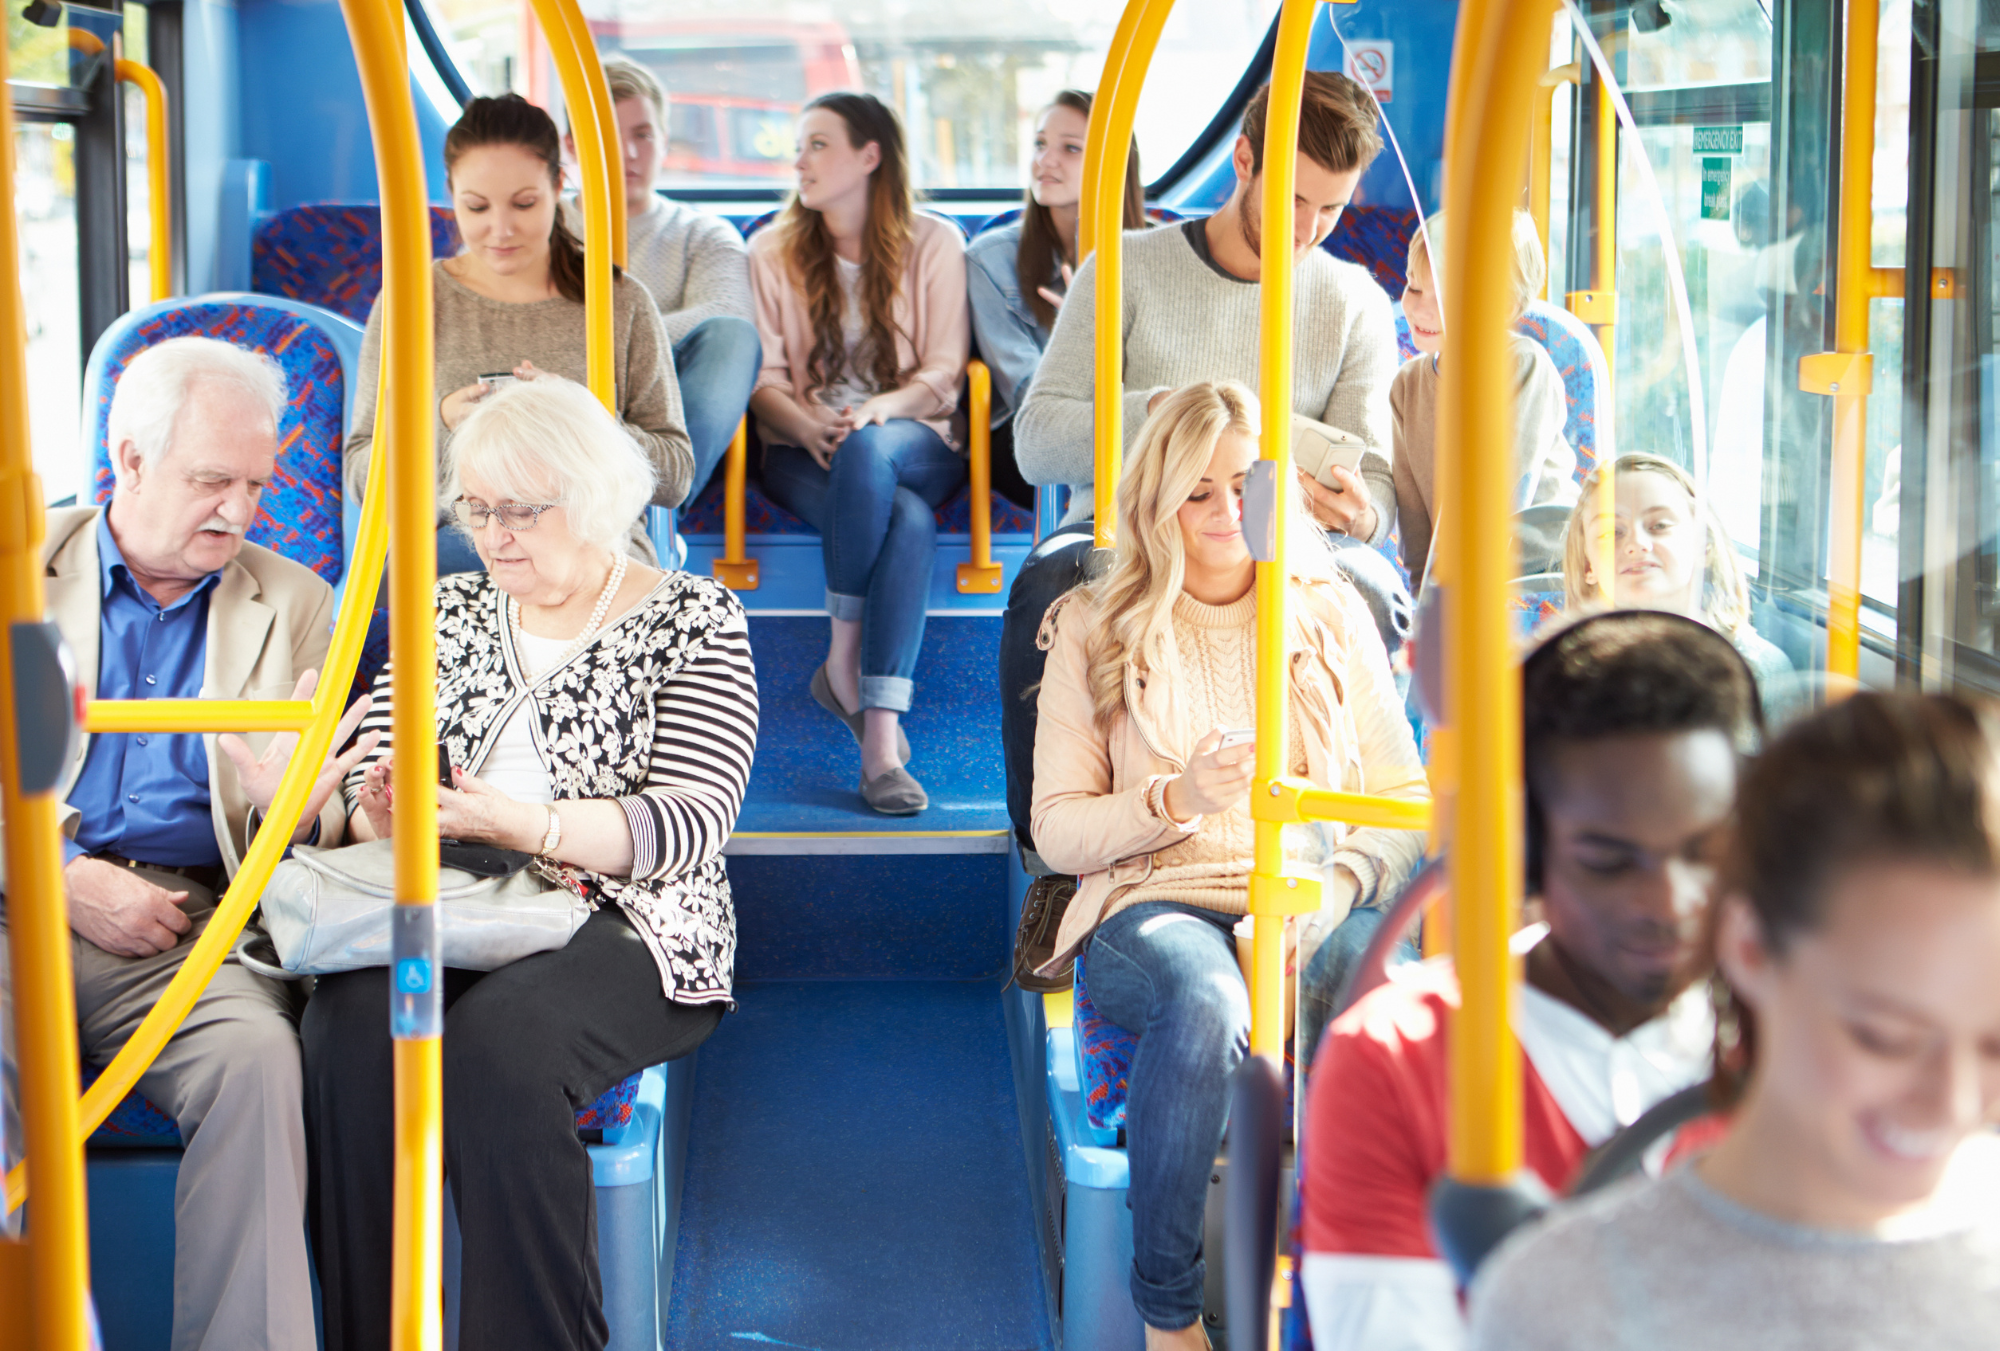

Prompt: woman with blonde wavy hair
xmin=1029 ymin=381 xmax=1429 ymax=1349
xmin=1563 ymin=453 xmax=1794 ymax=705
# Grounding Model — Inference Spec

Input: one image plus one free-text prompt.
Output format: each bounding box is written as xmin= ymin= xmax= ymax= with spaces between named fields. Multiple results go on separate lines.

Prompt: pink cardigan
xmin=747 ymin=210 xmax=969 ymax=451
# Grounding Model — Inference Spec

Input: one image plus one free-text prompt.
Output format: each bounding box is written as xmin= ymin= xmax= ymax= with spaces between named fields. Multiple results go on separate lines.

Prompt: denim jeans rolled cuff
xmin=825 ymin=589 xmax=867 ymax=622
xmin=1130 ymin=1261 xmax=1210 ymax=1333
xmin=858 ymin=675 xmax=914 ymax=714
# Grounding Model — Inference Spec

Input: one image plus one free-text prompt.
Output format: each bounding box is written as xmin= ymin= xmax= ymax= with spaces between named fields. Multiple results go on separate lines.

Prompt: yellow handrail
xmin=1439 ymin=0 xmax=1541 ymax=1186
xmin=1530 ymin=61 xmax=1579 ymax=302
xmin=957 ymin=360 xmax=1004 ymax=594
xmin=1083 ymin=0 xmax=1176 ymax=549
xmin=115 ymin=59 xmax=172 ymax=304
xmin=549 ymin=0 xmax=625 ymax=271
xmin=84 ymin=699 xmax=312 ymax=732
xmin=712 ymin=418 xmax=758 ymax=590
xmin=524 ymin=0 xmax=615 ymax=409
xmin=1801 ymin=0 xmax=1880 ymax=683
xmin=0 ymin=29 xmax=93 ymax=1346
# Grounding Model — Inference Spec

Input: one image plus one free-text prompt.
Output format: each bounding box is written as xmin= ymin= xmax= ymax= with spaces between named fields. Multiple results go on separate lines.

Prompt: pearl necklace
xmin=511 ymin=552 xmax=628 ymax=676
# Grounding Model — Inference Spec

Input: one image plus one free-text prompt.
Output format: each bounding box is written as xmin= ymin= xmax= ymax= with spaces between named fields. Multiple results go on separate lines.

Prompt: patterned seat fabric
xmin=82 ymin=1062 xmax=181 ymax=1148
xmin=252 ymin=205 xmax=462 ymax=325
xmin=1322 ymin=204 xmax=1420 ymax=299
xmin=574 ymin=1073 xmax=641 ymax=1134
xmin=87 ymin=300 xmax=349 ymax=586
xmin=1072 ymin=952 xmax=1135 ymax=1135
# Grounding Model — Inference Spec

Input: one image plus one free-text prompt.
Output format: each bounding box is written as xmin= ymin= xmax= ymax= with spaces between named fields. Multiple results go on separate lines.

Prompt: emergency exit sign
xmin=1693 ymin=125 xmax=1744 ymax=154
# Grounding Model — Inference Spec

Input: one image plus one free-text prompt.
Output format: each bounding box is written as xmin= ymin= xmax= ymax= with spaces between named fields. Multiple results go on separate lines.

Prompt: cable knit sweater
xmin=1107 ymin=590 xmax=1312 ymax=920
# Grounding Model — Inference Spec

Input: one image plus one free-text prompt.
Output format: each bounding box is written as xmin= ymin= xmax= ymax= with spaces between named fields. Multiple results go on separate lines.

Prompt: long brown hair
xmin=1708 ymin=692 xmax=2000 ymax=1108
xmin=1018 ymin=90 xmax=1144 ymax=331
xmin=443 ymin=94 xmax=610 ymax=305
xmin=775 ymin=92 xmax=915 ymax=402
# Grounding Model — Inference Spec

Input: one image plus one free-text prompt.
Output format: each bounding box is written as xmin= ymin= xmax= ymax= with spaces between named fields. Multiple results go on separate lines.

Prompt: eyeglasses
xmin=452 ymin=497 xmax=557 ymax=532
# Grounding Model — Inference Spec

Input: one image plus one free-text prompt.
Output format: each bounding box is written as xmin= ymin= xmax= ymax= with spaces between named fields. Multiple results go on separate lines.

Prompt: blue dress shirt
xmin=64 ymin=515 xmax=224 ymax=868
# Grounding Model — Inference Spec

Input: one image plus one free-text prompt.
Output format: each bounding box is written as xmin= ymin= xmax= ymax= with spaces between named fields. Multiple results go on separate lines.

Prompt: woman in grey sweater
xmin=1469 ymin=691 xmax=2000 ymax=1351
xmin=344 ymin=95 xmax=690 ymax=573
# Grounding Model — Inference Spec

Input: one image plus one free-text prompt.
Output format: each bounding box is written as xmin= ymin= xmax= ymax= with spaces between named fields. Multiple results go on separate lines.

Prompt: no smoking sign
xmin=1344 ymin=41 xmax=1393 ymax=104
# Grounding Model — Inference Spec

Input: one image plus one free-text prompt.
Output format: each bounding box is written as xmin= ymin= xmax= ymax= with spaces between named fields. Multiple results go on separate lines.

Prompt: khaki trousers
xmin=2 ymin=866 xmax=315 ymax=1351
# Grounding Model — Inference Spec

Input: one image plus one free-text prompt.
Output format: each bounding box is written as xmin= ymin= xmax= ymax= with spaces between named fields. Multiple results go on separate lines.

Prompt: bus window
xmin=10 ymin=120 xmax=81 ymax=503
xmin=411 ymin=0 xmax=1282 ymax=194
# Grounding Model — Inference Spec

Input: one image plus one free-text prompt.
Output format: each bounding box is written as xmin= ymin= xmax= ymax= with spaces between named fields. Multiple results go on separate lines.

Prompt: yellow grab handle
xmin=1439 ymin=0 xmax=1543 ymax=1187
xmin=0 ymin=29 xmax=93 ymax=1343
xmin=83 ymin=698 xmax=313 ymax=732
xmin=1083 ymin=0 xmax=1177 ymax=549
xmin=524 ymin=0 xmax=615 ymax=411
xmin=115 ymin=59 xmax=172 ymax=303
xmin=712 ymin=418 xmax=759 ymax=590
xmin=958 ymin=360 xmax=1003 ymax=594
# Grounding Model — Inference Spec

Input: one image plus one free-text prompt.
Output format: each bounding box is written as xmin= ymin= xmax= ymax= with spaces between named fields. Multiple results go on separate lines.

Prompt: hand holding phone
xmin=436 ymin=740 xmax=456 ymax=791
xmin=1217 ymin=727 xmax=1255 ymax=750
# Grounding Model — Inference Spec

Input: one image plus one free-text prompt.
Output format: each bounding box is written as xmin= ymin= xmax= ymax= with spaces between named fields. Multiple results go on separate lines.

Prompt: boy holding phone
xmin=1391 ymin=210 xmax=1580 ymax=588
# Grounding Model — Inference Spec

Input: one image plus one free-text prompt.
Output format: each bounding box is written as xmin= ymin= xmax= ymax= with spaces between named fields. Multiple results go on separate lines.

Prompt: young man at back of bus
xmin=1296 ymin=610 xmax=1761 ymax=1351
xmin=1000 ymin=70 xmax=1409 ymax=865
xmin=563 ymin=55 xmax=761 ymax=508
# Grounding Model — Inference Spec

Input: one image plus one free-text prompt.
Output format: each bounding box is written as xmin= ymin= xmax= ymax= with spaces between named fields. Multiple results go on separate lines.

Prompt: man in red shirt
xmin=1299 ymin=611 xmax=1763 ymax=1350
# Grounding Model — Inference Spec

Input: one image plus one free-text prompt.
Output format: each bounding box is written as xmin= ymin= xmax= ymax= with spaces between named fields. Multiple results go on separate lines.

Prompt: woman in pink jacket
xmin=749 ymin=92 xmax=969 ymax=815
xmin=1031 ymin=382 xmax=1429 ymax=1349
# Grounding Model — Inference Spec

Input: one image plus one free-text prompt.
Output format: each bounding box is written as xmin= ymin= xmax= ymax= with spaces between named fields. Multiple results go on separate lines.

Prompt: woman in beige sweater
xmin=344 ymin=95 xmax=690 ymax=573
xmin=1031 ymin=382 xmax=1429 ymax=1349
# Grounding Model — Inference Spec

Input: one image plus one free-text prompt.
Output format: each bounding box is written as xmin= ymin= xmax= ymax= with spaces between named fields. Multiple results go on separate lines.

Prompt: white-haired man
xmin=2 ymin=336 xmax=375 ymax=1349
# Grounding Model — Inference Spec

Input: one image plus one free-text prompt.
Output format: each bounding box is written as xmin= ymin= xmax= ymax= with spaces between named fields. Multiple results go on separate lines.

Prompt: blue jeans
xmin=1084 ymin=901 xmax=1251 ymax=1331
xmin=674 ymin=316 xmax=762 ymax=506
xmin=761 ymin=421 xmax=966 ymax=713
xmin=1297 ymin=904 xmax=1419 ymax=1075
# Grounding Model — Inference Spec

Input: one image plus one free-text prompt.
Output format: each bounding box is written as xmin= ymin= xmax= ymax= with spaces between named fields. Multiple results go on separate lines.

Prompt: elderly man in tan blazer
xmin=3 ymin=336 xmax=374 ymax=1350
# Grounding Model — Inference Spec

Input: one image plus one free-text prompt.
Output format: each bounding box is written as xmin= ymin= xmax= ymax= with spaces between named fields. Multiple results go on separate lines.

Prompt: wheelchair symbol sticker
xmin=395 ymin=958 xmax=433 ymax=994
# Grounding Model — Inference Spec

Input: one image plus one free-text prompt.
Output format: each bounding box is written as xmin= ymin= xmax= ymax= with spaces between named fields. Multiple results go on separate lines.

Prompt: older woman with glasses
xmin=300 ymin=375 xmax=759 ymax=1351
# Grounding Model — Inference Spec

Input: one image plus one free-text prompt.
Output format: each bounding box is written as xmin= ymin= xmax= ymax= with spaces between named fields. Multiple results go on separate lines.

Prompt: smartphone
xmin=478 ymin=372 xmax=520 ymax=389
xmin=436 ymin=740 xmax=456 ymax=791
xmin=1217 ymin=728 xmax=1255 ymax=750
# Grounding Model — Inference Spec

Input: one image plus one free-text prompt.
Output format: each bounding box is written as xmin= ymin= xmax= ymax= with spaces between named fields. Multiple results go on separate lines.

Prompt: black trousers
xmin=301 ymin=907 xmax=724 ymax=1351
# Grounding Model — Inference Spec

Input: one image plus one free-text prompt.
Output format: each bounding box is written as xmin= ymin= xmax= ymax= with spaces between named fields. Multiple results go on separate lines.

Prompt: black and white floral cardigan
xmin=343 ymin=570 xmax=759 ymax=1005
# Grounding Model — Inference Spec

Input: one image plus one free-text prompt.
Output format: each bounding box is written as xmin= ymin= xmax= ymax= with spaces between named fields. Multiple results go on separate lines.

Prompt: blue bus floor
xmin=667 ymin=979 xmax=1053 ymax=1351
xmin=738 ymin=616 xmax=1008 ymax=836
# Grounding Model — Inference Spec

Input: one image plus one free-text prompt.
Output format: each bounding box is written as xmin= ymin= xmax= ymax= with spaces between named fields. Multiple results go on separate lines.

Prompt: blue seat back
xmin=1071 ymin=952 xmax=1134 ymax=1138
xmin=83 ymin=294 xmax=364 ymax=590
xmin=1321 ymin=203 xmax=1419 ymax=299
xmin=252 ymin=204 xmax=463 ymax=325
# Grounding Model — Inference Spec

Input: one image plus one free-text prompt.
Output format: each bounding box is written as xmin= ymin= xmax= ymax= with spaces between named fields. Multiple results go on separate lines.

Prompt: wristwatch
xmin=538 ymin=805 xmax=562 ymax=859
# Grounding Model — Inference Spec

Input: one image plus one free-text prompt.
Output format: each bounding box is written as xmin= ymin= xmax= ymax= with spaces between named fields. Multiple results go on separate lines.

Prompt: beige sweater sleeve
xmin=1030 ymin=598 xmax=1193 ymax=876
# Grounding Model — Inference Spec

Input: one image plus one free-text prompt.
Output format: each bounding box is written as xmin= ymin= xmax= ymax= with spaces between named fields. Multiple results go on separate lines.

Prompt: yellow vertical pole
xmin=338 ymin=0 xmax=440 ymax=1346
xmin=0 ymin=32 xmax=93 ymax=1346
xmin=547 ymin=0 xmax=626 ymax=271
xmin=1531 ymin=62 xmax=1579 ymax=303
xmin=1082 ymin=0 xmax=1177 ymax=549
xmin=1804 ymin=0 xmax=1879 ymax=683
xmin=1592 ymin=84 xmax=1616 ymax=364
xmin=525 ymin=0 xmax=614 ymax=409
xmin=1439 ymin=0 xmax=1540 ymax=1185
xmin=1245 ymin=0 xmax=1324 ymax=1063
xmin=115 ymin=60 xmax=173 ymax=303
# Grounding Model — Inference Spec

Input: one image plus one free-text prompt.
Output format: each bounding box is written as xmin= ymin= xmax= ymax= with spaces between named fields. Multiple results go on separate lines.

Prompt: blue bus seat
xmin=443 ymin=1058 xmax=697 ymax=1351
xmin=83 ymin=294 xmax=363 ymax=595
xmin=1322 ymin=203 xmax=1419 ymax=299
xmin=673 ymin=448 xmax=1036 ymax=540
xmin=251 ymin=203 xmax=463 ymax=325
xmin=1512 ymin=572 xmax=1567 ymax=640
xmin=1070 ymin=952 xmax=1133 ymax=1144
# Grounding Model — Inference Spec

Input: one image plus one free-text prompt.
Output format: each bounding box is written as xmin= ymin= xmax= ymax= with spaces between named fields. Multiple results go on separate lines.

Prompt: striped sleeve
xmin=341 ymin=660 xmax=397 ymax=816
xmin=617 ymin=611 xmax=759 ymax=882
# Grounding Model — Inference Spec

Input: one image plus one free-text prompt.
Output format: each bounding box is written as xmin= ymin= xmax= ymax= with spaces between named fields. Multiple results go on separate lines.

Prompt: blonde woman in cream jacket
xmin=1030 ymin=381 xmax=1429 ymax=1350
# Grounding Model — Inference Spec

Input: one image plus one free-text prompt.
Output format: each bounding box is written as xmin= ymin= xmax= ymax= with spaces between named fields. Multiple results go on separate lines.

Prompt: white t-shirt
xmin=472 ymin=629 xmax=569 ymax=804
xmin=813 ymin=255 xmax=879 ymax=415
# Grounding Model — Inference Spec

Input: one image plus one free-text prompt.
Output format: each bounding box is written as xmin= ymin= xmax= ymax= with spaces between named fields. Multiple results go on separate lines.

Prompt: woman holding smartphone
xmin=343 ymin=94 xmax=691 ymax=574
xmin=1028 ymin=382 xmax=1430 ymax=1350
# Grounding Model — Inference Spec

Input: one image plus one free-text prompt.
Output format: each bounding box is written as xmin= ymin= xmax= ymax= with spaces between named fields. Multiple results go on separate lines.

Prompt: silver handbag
xmin=250 ymin=839 xmax=590 ymax=976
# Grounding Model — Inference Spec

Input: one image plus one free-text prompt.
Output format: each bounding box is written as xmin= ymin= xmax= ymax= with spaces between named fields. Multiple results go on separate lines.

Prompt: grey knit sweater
xmin=344 ymin=261 xmax=693 ymax=516
xmin=1014 ymin=219 xmax=1401 ymax=543
xmin=563 ymin=195 xmax=753 ymax=346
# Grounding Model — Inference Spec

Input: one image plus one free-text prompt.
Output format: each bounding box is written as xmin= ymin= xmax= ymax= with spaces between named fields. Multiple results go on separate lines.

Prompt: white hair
xmin=105 ymin=337 xmax=288 ymax=474
xmin=443 ymin=375 xmax=656 ymax=545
